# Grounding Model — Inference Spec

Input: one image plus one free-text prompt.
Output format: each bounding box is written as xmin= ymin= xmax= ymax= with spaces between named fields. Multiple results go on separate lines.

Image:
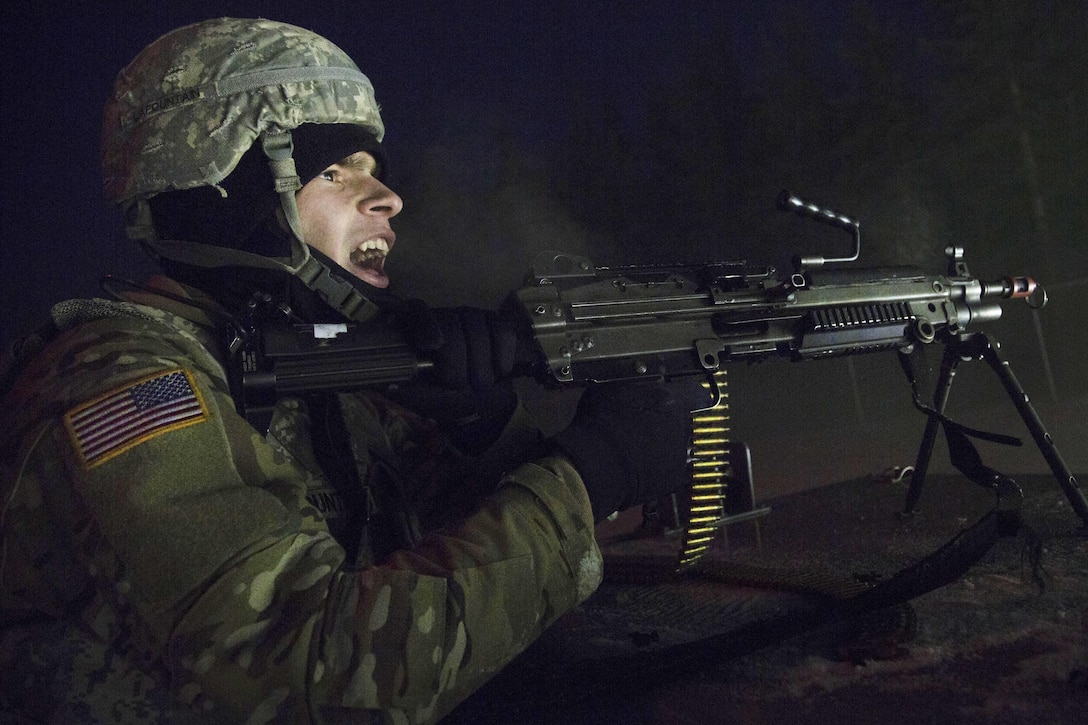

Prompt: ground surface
xmin=448 ymin=472 xmax=1088 ymax=724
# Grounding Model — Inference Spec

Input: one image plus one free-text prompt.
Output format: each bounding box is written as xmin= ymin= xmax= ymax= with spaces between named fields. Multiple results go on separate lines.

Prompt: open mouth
xmin=349 ymin=238 xmax=391 ymax=286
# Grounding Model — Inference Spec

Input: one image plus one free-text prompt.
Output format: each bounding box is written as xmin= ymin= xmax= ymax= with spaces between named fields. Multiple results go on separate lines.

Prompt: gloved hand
xmin=392 ymin=303 xmax=520 ymax=455
xmin=553 ymin=377 xmax=710 ymax=522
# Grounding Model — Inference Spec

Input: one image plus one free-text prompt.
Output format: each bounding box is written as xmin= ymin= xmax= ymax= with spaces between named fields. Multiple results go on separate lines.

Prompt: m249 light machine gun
xmin=230 ymin=192 xmax=1087 ymax=569
xmin=509 ymin=191 xmax=1087 ymax=565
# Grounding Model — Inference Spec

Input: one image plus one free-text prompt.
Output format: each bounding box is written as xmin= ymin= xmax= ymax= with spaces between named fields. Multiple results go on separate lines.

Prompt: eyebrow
xmin=336 ymin=151 xmax=380 ymax=176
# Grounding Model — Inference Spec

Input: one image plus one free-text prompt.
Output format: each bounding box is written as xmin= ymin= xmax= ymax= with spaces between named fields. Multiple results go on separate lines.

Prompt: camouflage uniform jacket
xmin=0 ymin=282 xmax=603 ymax=723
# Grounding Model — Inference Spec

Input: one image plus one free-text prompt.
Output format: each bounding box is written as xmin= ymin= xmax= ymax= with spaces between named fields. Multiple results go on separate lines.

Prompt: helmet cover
xmin=102 ymin=17 xmax=383 ymax=207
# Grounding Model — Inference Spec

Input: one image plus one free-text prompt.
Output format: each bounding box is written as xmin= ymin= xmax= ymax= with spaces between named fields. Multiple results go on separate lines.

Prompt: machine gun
xmin=508 ymin=191 xmax=1084 ymax=562
xmin=229 ymin=191 xmax=1087 ymax=566
xmin=516 ymin=194 xmax=1035 ymax=387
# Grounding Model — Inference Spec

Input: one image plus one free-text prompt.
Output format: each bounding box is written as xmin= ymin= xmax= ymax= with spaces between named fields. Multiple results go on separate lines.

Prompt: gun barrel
xmin=984 ymin=275 xmax=1035 ymax=298
xmin=980 ymin=276 xmax=1047 ymax=309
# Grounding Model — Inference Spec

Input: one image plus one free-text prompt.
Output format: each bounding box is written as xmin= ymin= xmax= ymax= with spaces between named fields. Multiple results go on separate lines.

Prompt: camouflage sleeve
xmin=1 ymin=310 xmax=601 ymax=724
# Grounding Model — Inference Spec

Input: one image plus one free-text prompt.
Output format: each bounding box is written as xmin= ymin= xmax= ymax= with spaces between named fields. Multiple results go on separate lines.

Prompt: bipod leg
xmin=902 ymin=341 xmax=964 ymax=517
xmin=972 ymin=332 xmax=1088 ymax=527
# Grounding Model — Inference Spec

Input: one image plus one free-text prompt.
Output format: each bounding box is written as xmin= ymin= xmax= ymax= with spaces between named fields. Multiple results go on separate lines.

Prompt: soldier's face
xmin=296 ymin=151 xmax=403 ymax=289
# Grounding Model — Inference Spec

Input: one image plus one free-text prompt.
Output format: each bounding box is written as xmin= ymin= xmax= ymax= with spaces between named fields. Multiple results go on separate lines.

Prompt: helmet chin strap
xmin=259 ymin=129 xmax=382 ymax=323
xmin=295 ymin=248 xmax=385 ymax=322
xmin=260 ymin=130 xmax=305 ymax=242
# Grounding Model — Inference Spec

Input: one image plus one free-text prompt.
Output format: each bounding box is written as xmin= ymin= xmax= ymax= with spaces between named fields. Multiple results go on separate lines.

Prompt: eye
xmin=318 ymin=168 xmax=338 ymax=182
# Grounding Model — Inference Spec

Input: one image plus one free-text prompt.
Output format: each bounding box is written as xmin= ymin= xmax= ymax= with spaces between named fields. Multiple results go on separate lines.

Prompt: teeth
xmin=350 ymin=239 xmax=389 ymax=270
xmin=357 ymin=239 xmax=389 ymax=255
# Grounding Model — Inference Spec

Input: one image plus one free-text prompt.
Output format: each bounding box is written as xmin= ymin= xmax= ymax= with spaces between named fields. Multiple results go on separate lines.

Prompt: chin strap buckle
xmin=296 ymin=254 xmax=380 ymax=323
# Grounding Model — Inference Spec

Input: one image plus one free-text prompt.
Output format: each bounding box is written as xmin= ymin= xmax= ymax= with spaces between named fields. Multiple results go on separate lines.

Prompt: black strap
xmin=450 ymin=499 xmax=1021 ymax=724
xmin=307 ymin=392 xmax=372 ymax=562
xmin=898 ymin=343 xmax=1023 ymax=447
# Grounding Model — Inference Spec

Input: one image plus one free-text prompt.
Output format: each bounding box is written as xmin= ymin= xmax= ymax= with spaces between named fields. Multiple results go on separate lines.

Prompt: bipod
xmin=900 ymin=331 xmax=1088 ymax=527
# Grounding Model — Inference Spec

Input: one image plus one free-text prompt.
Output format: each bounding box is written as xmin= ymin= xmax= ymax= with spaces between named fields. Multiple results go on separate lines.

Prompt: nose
xmin=361 ymin=178 xmax=403 ymax=218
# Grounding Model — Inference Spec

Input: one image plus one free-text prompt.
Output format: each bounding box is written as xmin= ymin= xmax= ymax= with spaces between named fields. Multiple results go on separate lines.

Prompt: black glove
xmin=392 ymin=303 xmax=520 ymax=455
xmin=553 ymin=377 xmax=710 ymax=522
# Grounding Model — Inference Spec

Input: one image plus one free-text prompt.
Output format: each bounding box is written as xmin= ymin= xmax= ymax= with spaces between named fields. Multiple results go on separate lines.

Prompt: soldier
xmin=0 ymin=18 xmax=696 ymax=723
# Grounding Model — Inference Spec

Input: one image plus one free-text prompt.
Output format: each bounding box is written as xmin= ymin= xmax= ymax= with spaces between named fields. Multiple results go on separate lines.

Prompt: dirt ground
xmin=448 ymin=471 xmax=1088 ymax=724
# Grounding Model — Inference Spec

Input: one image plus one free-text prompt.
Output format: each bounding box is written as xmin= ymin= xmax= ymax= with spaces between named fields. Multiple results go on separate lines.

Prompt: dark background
xmin=2 ymin=0 xmax=1085 ymax=494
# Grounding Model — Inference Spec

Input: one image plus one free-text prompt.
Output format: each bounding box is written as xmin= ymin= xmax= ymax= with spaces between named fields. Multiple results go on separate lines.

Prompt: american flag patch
xmin=64 ymin=369 xmax=208 ymax=468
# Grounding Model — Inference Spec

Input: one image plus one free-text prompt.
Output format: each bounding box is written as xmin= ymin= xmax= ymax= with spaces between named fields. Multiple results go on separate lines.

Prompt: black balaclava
xmin=291 ymin=122 xmax=388 ymax=190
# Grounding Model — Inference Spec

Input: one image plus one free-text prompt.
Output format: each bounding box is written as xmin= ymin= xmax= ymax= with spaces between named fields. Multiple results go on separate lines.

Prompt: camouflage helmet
xmin=101 ymin=17 xmax=386 ymax=321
